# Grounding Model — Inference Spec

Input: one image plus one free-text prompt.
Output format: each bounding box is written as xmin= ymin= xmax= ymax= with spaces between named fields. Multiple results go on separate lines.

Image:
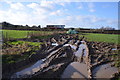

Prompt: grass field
xmin=1 ymin=30 xmax=120 ymax=44
xmin=1 ymin=30 xmax=54 ymax=39
xmin=79 ymin=33 xmax=120 ymax=44
xmin=1 ymin=30 xmax=120 ymax=65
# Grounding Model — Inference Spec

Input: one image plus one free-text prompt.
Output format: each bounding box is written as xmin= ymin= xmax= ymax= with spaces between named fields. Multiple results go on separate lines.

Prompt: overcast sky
xmin=0 ymin=1 xmax=118 ymax=29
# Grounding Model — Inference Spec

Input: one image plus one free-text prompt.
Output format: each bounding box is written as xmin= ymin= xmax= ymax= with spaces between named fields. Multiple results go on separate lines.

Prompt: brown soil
xmin=2 ymin=34 xmax=120 ymax=79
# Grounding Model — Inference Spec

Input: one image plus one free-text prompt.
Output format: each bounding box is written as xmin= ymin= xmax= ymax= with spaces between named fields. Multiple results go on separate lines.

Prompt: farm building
xmin=46 ymin=25 xmax=65 ymax=29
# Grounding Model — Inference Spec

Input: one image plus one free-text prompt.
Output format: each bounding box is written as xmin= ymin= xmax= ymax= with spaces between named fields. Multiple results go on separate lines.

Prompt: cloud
xmin=50 ymin=10 xmax=60 ymax=15
xmin=78 ymin=6 xmax=82 ymax=9
xmin=0 ymin=2 xmax=55 ymax=26
xmin=27 ymin=3 xmax=39 ymax=9
xmin=88 ymin=2 xmax=95 ymax=12
xmin=54 ymin=15 xmax=118 ymax=28
xmin=59 ymin=2 xmax=65 ymax=7
xmin=0 ymin=9 xmax=29 ymax=25
xmin=40 ymin=1 xmax=55 ymax=9
xmin=88 ymin=2 xmax=94 ymax=8
xmin=102 ymin=4 xmax=110 ymax=8
xmin=10 ymin=2 xmax=25 ymax=10
xmin=50 ymin=10 xmax=64 ymax=16
xmin=27 ymin=3 xmax=50 ymax=14
xmin=78 ymin=3 xmax=83 ymax=9
xmin=106 ymin=19 xmax=118 ymax=25
xmin=89 ymin=9 xmax=95 ymax=12
xmin=0 ymin=1 xmax=117 ymax=29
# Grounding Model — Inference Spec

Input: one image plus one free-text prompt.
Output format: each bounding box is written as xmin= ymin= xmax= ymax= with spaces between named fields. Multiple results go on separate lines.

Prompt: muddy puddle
xmin=11 ymin=49 xmax=60 ymax=78
xmin=11 ymin=59 xmax=44 ymax=78
xmin=61 ymin=62 xmax=118 ymax=78
xmin=61 ymin=62 xmax=88 ymax=78
xmin=93 ymin=63 xmax=118 ymax=78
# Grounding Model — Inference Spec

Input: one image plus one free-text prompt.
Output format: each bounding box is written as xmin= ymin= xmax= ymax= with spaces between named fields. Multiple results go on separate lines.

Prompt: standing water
xmin=11 ymin=49 xmax=60 ymax=78
xmin=11 ymin=59 xmax=44 ymax=78
xmin=93 ymin=63 xmax=118 ymax=78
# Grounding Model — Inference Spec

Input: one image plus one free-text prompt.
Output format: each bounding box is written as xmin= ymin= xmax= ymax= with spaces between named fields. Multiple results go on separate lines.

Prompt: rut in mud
xmin=2 ymin=34 xmax=119 ymax=79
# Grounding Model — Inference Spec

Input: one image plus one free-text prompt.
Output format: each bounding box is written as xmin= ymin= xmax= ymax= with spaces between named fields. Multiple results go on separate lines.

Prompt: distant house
xmin=46 ymin=25 xmax=65 ymax=29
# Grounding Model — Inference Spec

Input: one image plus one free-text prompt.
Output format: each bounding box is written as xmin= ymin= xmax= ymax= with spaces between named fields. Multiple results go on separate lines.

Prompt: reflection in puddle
xmin=93 ymin=63 xmax=118 ymax=78
xmin=111 ymin=48 xmax=117 ymax=51
xmin=74 ymin=43 xmax=88 ymax=57
xmin=61 ymin=62 xmax=88 ymax=78
xmin=51 ymin=43 xmax=58 ymax=46
xmin=11 ymin=59 xmax=44 ymax=78
xmin=11 ymin=48 xmax=60 ymax=78
xmin=64 ymin=44 xmax=77 ymax=50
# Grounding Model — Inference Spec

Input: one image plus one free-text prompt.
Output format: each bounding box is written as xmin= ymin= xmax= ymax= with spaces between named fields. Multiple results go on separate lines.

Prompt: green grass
xmin=79 ymin=33 xmax=120 ymax=44
xmin=2 ymin=30 xmax=31 ymax=38
xmin=2 ymin=30 xmax=53 ymax=39
xmin=2 ymin=40 xmax=43 ymax=64
xmin=6 ymin=40 xmax=43 ymax=47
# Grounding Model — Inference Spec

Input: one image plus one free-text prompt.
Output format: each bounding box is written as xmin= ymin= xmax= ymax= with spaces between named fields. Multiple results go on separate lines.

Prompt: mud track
xmin=2 ymin=34 xmax=119 ymax=79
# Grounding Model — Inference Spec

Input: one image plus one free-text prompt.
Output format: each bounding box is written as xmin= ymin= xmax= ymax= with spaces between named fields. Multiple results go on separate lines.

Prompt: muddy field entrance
xmin=2 ymin=34 xmax=120 ymax=79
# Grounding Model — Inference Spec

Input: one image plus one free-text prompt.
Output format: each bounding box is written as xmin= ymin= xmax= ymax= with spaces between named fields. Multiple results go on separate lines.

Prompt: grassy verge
xmin=2 ymin=40 xmax=43 ymax=64
xmin=79 ymin=33 xmax=120 ymax=44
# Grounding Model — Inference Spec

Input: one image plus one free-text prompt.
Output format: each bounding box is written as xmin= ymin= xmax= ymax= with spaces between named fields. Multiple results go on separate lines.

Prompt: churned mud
xmin=2 ymin=34 xmax=120 ymax=79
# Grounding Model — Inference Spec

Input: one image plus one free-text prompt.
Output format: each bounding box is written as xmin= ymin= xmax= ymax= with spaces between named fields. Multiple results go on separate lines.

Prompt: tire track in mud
xmin=10 ymin=34 xmax=80 ymax=78
xmin=87 ymin=41 xmax=119 ymax=79
xmin=6 ymin=34 xmax=119 ymax=79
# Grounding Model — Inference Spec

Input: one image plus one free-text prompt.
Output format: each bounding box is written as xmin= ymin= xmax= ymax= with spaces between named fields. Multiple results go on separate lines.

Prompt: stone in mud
xmin=61 ymin=62 xmax=88 ymax=78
